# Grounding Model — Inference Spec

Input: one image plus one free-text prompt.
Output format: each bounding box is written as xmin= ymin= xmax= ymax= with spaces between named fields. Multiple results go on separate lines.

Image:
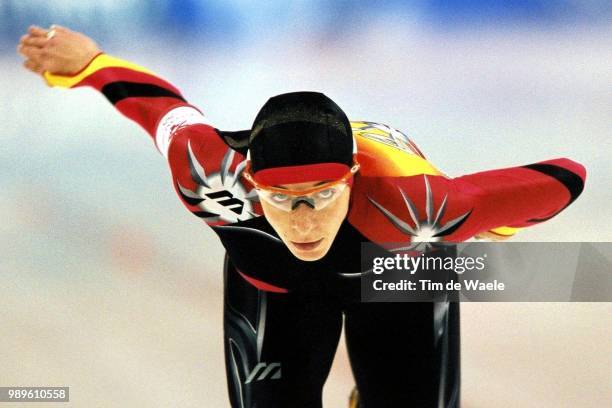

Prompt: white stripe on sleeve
xmin=155 ymin=106 xmax=212 ymax=158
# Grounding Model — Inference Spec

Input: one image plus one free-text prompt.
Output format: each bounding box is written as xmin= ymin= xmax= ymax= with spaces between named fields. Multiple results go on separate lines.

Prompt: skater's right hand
xmin=17 ymin=25 xmax=102 ymax=77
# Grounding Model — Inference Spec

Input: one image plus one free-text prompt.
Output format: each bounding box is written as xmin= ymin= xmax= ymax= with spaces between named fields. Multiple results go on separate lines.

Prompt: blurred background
xmin=1 ymin=1 xmax=611 ymax=407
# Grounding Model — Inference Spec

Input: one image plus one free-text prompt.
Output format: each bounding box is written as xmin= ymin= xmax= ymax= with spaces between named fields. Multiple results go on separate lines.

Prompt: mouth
xmin=291 ymin=238 xmax=324 ymax=251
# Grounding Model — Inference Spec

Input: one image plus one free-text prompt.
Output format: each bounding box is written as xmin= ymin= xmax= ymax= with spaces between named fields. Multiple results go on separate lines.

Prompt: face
xmin=260 ymin=180 xmax=351 ymax=261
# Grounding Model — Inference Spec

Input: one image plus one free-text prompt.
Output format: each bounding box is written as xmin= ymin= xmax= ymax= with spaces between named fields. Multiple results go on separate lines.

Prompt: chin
xmin=291 ymin=250 xmax=325 ymax=262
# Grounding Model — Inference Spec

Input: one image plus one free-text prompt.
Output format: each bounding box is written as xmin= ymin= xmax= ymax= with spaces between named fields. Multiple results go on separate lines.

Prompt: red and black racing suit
xmin=44 ymin=54 xmax=586 ymax=408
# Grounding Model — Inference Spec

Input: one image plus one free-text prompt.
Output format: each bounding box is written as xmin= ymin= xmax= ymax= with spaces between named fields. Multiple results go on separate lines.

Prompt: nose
xmin=290 ymin=206 xmax=316 ymax=234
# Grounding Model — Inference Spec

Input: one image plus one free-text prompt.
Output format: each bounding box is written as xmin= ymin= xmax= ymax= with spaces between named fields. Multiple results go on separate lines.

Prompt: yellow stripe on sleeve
xmin=43 ymin=54 xmax=156 ymax=88
xmin=489 ymin=226 xmax=521 ymax=236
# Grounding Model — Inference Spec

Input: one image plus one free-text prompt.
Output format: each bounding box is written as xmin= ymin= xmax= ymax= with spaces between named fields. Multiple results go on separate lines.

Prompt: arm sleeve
xmin=43 ymin=52 xmax=201 ymax=156
xmin=44 ymin=53 xmax=262 ymax=226
xmin=454 ymin=157 xmax=586 ymax=236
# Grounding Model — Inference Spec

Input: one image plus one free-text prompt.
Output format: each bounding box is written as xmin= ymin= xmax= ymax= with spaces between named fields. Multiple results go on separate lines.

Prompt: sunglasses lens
xmin=257 ymin=183 xmax=347 ymax=212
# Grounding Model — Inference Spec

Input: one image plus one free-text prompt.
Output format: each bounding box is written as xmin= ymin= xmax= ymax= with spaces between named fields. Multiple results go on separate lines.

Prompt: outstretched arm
xmin=348 ymin=156 xmax=586 ymax=244
xmin=17 ymin=25 xmax=201 ymax=155
xmin=18 ymin=25 xmax=261 ymax=226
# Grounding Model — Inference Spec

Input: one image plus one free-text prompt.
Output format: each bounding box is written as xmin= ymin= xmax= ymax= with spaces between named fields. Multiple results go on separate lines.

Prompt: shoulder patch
xmin=350 ymin=121 xmax=444 ymax=178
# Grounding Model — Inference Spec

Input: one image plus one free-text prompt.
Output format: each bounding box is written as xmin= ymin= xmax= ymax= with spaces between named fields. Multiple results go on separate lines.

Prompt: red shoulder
xmin=167 ymin=124 xmax=263 ymax=226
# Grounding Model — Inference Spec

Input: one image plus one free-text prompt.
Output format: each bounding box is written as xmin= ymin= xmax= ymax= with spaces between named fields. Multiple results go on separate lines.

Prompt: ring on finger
xmin=46 ymin=29 xmax=56 ymax=40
